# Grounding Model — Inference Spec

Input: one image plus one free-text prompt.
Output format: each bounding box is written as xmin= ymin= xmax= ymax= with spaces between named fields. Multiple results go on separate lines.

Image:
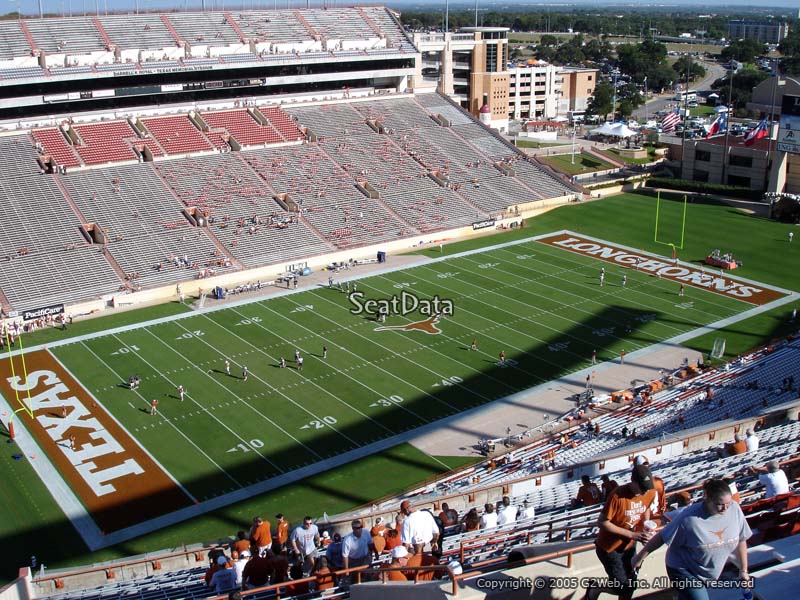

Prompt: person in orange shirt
xmin=231 ymin=530 xmax=251 ymax=556
xmin=249 ymin=516 xmax=272 ymax=557
xmin=383 ymin=545 xmax=410 ymax=582
xmin=635 ymin=456 xmax=667 ymax=520
xmin=384 ymin=526 xmax=402 ymax=552
xmin=584 ymin=463 xmax=657 ymax=600
xmin=312 ymin=556 xmax=336 ymax=591
xmin=370 ymin=516 xmax=387 ymax=538
xmin=404 ymin=547 xmax=440 ymax=581
xmin=575 ymin=475 xmax=602 ymax=507
xmin=273 ymin=513 xmax=289 ymax=553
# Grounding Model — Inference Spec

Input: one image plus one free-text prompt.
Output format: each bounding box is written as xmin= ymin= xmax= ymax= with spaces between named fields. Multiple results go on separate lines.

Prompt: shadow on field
xmin=2 ymin=301 xmax=793 ymax=583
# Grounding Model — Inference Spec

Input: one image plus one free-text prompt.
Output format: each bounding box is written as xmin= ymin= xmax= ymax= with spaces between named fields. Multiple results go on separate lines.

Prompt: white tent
xmin=714 ymin=105 xmax=730 ymax=113
xmin=609 ymin=123 xmax=637 ymax=138
xmin=591 ymin=122 xmax=637 ymax=138
xmin=591 ymin=122 xmax=620 ymax=136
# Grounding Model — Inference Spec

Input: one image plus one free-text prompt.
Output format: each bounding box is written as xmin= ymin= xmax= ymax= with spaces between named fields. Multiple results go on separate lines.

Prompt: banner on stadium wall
xmin=22 ymin=303 xmax=65 ymax=322
xmin=472 ymin=218 xmax=496 ymax=230
xmin=778 ymin=94 xmax=800 ymax=154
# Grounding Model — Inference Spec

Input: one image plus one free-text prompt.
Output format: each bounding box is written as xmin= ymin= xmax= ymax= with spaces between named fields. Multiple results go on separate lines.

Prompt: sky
xmin=6 ymin=0 xmax=798 ymax=18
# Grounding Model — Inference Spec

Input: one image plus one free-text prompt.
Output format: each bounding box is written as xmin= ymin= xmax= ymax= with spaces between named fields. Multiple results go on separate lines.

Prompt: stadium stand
xmin=140 ymin=115 xmax=214 ymax=155
xmin=1 ymin=93 xmax=577 ymax=315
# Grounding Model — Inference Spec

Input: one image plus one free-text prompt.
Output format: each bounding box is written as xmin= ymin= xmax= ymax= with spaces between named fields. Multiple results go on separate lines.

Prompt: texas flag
xmin=744 ymin=119 xmax=769 ymax=146
xmin=705 ymin=113 xmax=727 ymax=138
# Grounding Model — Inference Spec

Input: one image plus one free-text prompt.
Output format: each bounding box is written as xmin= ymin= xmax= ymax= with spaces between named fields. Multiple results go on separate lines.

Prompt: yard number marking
xmin=227 ymin=439 xmax=265 ymax=453
xmin=175 ymin=330 xmax=205 ymax=340
xmin=111 ymin=345 xmax=141 ymax=356
xmin=432 ymin=376 xmax=463 ymax=388
xmin=370 ymin=395 xmax=404 ymax=407
xmin=300 ymin=416 xmax=337 ymax=430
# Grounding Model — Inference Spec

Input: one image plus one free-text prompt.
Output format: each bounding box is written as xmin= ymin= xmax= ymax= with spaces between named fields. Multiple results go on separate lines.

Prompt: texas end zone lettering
xmin=0 ymin=350 xmax=191 ymax=533
xmin=538 ymin=233 xmax=786 ymax=306
xmin=7 ymin=370 xmax=143 ymax=496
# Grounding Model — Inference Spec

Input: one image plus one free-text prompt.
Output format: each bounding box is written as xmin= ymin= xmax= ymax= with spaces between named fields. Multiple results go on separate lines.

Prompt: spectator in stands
xmin=632 ymin=478 xmax=751 ymax=600
xmin=462 ymin=508 xmax=480 ymax=532
xmin=231 ymin=530 xmax=250 ymax=556
xmin=290 ymin=516 xmax=320 ymax=575
xmin=232 ymin=550 xmax=249 ymax=587
xmin=209 ymin=555 xmax=237 ymax=595
xmin=748 ymin=460 xmax=790 ymax=498
xmin=405 ymin=546 xmax=440 ymax=581
xmin=400 ymin=500 xmax=440 ymax=554
xmin=283 ymin=564 xmax=310 ymax=596
xmin=383 ymin=545 xmax=410 ymax=581
xmin=242 ymin=551 xmax=273 ymax=589
xmin=719 ymin=433 xmax=747 ymax=458
xmin=584 ymin=463 xmax=657 ymax=600
xmin=479 ymin=503 xmax=498 ymax=529
xmin=342 ymin=519 xmax=376 ymax=571
xmin=520 ymin=500 xmax=536 ymax=520
xmin=371 ymin=518 xmax=388 ymax=555
xmin=635 ymin=456 xmax=667 ymax=519
xmin=663 ymin=491 xmax=692 ymax=522
xmin=497 ymin=496 xmax=518 ymax=525
xmin=384 ymin=525 xmax=402 ymax=552
xmin=745 ymin=428 xmax=759 ymax=453
xmin=601 ymin=475 xmax=619 ymax=500
xmin=250 ymin=516 xmax=272 ymax=557
xmin=575 ymin=475 xmax=602 ymax=507
xmin=274 ymin=513 xmax=289 ymax=554
xmin=325 ymin=533 xmax=344 ymax=571
xmin=312 ymin=556 xmax=336 ymax=592
xmin=438 ymin=502 xmax=459 ymax=527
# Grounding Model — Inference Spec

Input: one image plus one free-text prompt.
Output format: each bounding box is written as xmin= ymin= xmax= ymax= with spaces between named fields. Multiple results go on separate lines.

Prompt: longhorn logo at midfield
xmin=374 ymin=314 xmax=443 ymax=335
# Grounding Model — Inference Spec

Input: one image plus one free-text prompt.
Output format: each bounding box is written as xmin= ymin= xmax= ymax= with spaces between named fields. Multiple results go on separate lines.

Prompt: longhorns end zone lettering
xmin=0 ymin=351 xmax=191 ymax=533
xmin=538 ymin=233 xmax=786 ymax=306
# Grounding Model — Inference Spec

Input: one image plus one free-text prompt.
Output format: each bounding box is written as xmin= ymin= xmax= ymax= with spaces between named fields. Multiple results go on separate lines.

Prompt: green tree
xmin=539 ymin=34 xmax=558 ymax=47
xmin=672 ymin=57 xmax=707 ymax=82
xmin=721 ymin=39 xmax=767 ymax=64
xmin=587 ymin=81 xmax=613 ymax=120
xmin=618 ymin=99 xmax=634 ymax=119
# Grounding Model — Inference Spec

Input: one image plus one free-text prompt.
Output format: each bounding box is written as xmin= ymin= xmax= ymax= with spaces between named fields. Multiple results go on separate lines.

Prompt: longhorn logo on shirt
xmin=374 ymin=314 xmax=443 ymax=335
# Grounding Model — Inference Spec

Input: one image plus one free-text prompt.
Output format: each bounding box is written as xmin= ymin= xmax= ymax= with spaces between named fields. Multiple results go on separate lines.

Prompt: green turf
xmin=538 ymin=152 xmax=614 ymax=174
xmin=1 ymin=190 xmax=798 ymax=582
xmin=514 ymin=140 xmax=568 ymax=149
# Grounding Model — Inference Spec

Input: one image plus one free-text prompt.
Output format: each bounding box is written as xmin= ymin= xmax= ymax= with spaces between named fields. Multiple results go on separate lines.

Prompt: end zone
xmin=537 ymin=231 xmax=790 ymax=306
xmin=0 ymin=349 xmax=193 ymax=544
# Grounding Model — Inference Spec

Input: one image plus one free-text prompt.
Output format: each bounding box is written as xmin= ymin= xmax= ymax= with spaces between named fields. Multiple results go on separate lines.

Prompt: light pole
xmin=643 ymin=77 xmax=648 ymax=125
xmin=611 ymin=70 xmax=618 ymax=122
xmin=571 ymin=127 xmax=576 ymax=164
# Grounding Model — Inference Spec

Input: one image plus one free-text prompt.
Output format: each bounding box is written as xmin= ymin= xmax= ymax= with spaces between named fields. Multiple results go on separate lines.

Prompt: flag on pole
xmin=744 ymin=119 xmax=768 ymax=146
xmin=661 ymin=107 xmax=681 ymax=133
xmin=705 ymin=112 xmax=727 ymax=138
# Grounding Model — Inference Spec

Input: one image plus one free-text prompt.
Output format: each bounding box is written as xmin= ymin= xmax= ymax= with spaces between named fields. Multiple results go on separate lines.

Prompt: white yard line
xmin=166 ymin=319 xmax=326 ymax=459
xmin=193 ymin=313 xmax=363 ymax=449
xmin=298 ymin=290 xmax=501 ymax=406
xmin=112 ymin=331 xmax=283 ymax=472
xmin=81 ymin=341 xmax=241 ymax=487
xmin=227 ymin=304 xmax=433 ymax=425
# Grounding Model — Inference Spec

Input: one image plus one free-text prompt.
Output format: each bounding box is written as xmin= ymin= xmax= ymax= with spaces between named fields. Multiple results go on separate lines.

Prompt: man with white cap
xmin=383 ymin=545 xmax=410 ymax=581
xmin=208 ymin=555 xmax=237 ymax=594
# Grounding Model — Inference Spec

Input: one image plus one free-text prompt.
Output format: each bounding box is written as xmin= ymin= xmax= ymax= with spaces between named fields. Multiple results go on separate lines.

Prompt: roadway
xmin=631 ymin=60 xmax=727 ymax=122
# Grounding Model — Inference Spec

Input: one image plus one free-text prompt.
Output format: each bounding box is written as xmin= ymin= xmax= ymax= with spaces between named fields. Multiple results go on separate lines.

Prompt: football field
xmin=0 ymin=230 xmax=791 ymax=549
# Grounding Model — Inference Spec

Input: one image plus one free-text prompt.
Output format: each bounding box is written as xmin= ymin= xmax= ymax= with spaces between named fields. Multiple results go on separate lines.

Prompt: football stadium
xmin=0 ymin=6 xmax=799 ymax=600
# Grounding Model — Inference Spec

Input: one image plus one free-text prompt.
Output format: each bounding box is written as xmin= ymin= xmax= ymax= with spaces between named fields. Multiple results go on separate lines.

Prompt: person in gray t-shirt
xmin=632 ymin=478 xmax=751 ymax=600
